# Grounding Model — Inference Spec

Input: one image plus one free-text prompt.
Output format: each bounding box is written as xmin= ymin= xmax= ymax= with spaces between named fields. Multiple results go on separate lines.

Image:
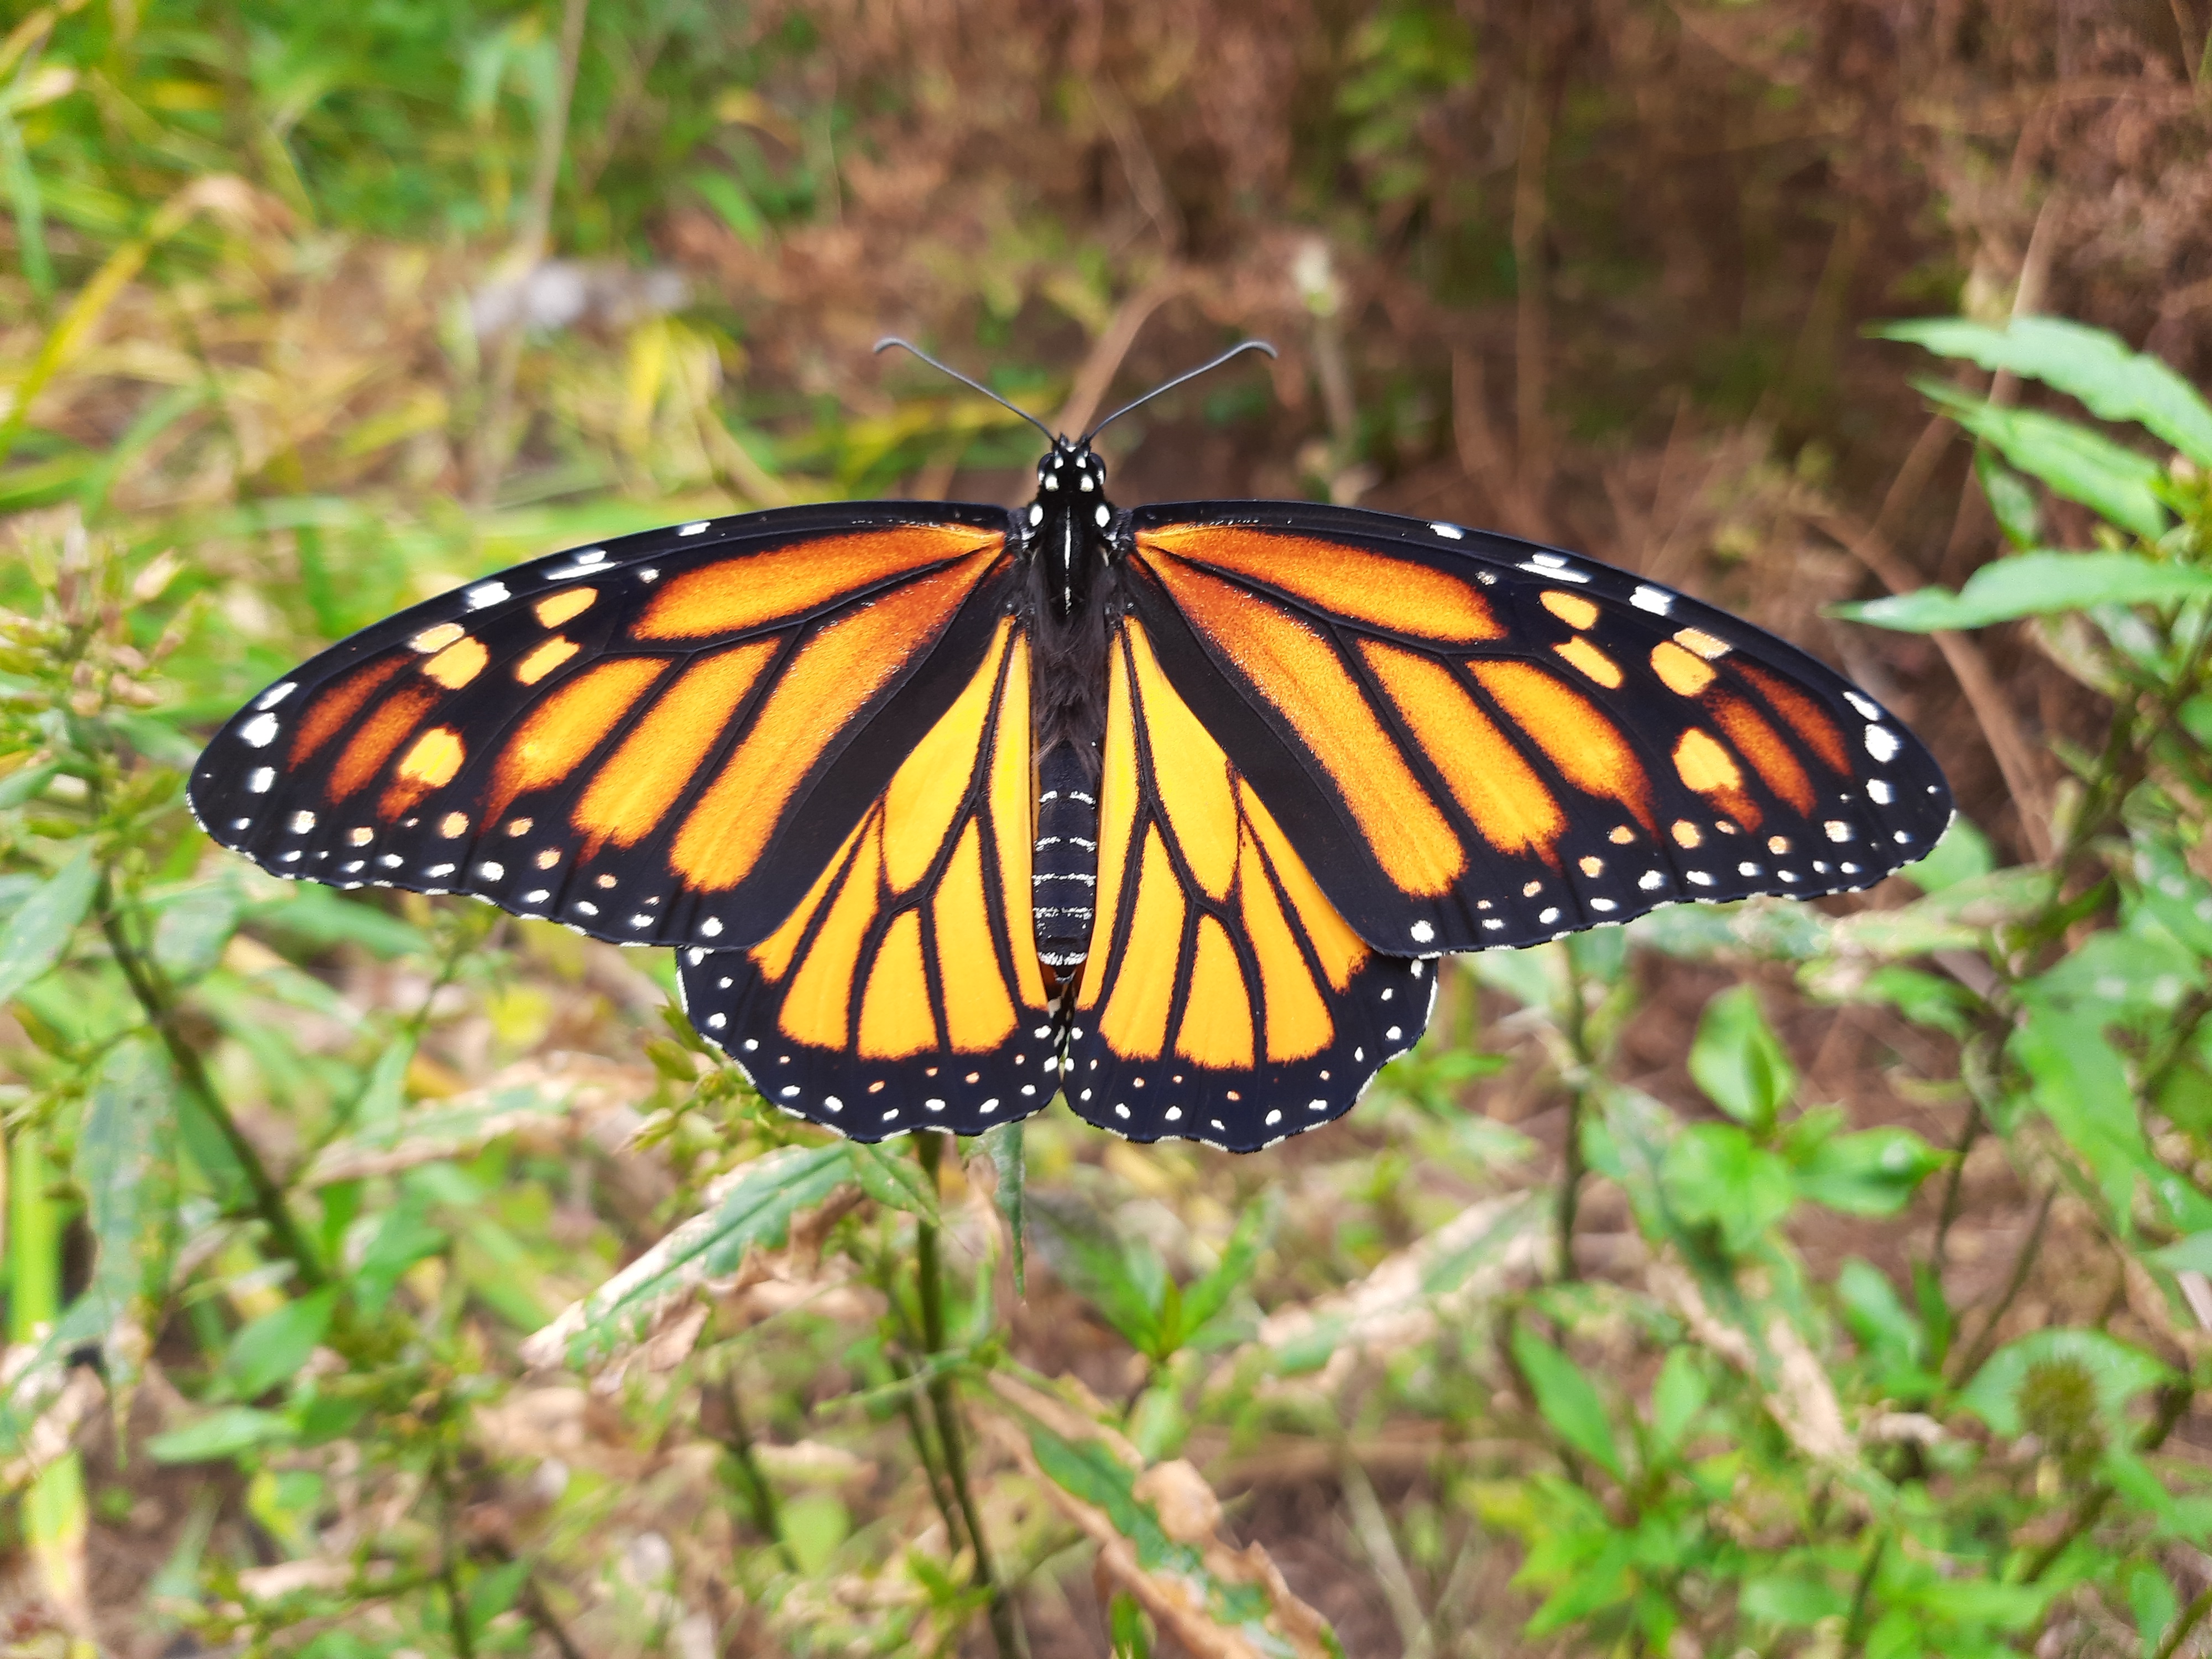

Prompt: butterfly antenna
xmin=1081 ymin=339 xmax=1278 ymax=444
xmin=873 ymin=336 xmax=1057 ymax=445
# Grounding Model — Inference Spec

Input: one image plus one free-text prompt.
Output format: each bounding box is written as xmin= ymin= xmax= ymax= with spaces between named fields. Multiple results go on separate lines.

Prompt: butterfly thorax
xmin=1022 ymin=437 xmax=1117 ymax=773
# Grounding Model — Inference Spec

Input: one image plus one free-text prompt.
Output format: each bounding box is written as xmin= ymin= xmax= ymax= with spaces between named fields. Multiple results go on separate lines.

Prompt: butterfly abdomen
xmin=1034 ymin=741 xmax=1098 ymax=970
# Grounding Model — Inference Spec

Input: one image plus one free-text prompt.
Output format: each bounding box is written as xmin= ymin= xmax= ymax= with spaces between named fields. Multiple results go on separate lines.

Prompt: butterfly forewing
xmin=1126 ymin=505 xmax=1951 ymax=956
xmin=676 ymin=616 xmax=1061 ymax=1138
xmin=187 ymin=504 xmax=1015 ymax=952
xmin=1063 ymin=615 xmax=1429 ymax=1152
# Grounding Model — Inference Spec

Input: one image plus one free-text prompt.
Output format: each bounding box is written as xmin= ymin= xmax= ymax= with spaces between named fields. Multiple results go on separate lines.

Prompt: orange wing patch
xmin=1141 ymin=524 xmax=1503 ymax=645
xmin=636 ymin=528 xmax=1000 ymax=640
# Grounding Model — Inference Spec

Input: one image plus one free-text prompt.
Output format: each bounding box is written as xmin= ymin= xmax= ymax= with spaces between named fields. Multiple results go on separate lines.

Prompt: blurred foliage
xmin=6 ymin=1 xmax=2212 ymax=1656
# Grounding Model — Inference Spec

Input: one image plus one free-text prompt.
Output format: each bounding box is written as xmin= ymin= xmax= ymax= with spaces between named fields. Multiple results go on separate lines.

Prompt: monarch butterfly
xmin=189 ymin=341 xmax=1950 ymax=1152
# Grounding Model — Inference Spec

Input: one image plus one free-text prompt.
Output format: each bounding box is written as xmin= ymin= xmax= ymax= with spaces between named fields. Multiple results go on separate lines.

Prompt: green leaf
xmin=147 ymin=1406 xmax=297 ymax=1464
xmin=1958 ymin=1329 xmax=2170 ymax=1438
xmin=1032 ymin=1198 xmax=1166 ymax=1358
xmin=1842 ymin=551 xmax=2212 ymax=633
xmin=1902 ymin=816 xmax=1993 ymax=894
xmin=849 ymin=1140 xmax=941 ymax=1223
xmin=1175 ymin=1195 xmax=1271 ymax=1344
xmin=151 ymin=884 xmax=242 ymax=980
xmin=1792 ymin=1128 xmax=1945 ymax=1217
xmin=1837 ymin=1258 xmax=1926 ymax=1365
xmin=526 ymin=1144 xmax=855 ymax=1367
xmin=1741 ymin=1571 xmax=1849 ymax=1627
xmin=781 ymin=1491 xmax=849 ymax=1576
xmin=71 ymin=1036 xmax=180 ymax=1394
xmin=1510 ymin=1327 xmax=1623 ymax=1478
xmin=465 ymin=1559 xmax=529 ymax=1636
xmin=2129 ymin=1562 xmax=2179 ymax=1658
xmin=1913 ymin=381 xmax=2168 ymax=539
xmin=227 ymin=1288 xmax=339 ymax=1400
xmin=1661 ymin=1124 xmax=1797 ymax=1253
xmin=1688 ymin=986 xmax=1795 ymax=1129
xmin=1875 ymin=316 xmax=2212 ymax=467
xmin=1647 ymin=1347 xmax=1708 ymax=1458
xmin=983 ymin=1121 xmax=1026 ymax=1295
xmin=2010 ymin=1006 xmax=2152 ymax=1218
xmin=1975 ymin=447 xmax=2042 ymax=549
xmin=690 ymin=168 xmax=766 ymax=247
xmin=0 ymin=846 xmax=96 ymax=1006
xmin=352 ymin=1199 xmax=447 ymax=1317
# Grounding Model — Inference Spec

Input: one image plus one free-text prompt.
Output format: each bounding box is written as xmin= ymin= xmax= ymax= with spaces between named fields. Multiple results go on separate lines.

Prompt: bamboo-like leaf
xmin=1841 ymin=551 xmax=2212 ymax=633
xmin=71 ymin=1035 xmax=179 ymax=1397
xmin=1910 ymin=383 xmax=2168 ymax=540
xmin=522 ymin=1144 xmax=855 ymax=1369
xmin=1876 ymin=316 xmax=2212 ymax=466
xmin=0 ymin=845 xmax=95 ymax=1006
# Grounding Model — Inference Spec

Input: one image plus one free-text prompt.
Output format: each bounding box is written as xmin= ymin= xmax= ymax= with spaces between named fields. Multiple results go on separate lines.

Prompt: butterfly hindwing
xmin=1126 ymin=504 xmax=1952 ymax=954
xmin=187 ymin=504 xmax=1015 ymax=951
xmin=1064 ymin=614 xmax=1430 ymax=1152
xmin=677 ymin=615 xmax=1060 ymax=1139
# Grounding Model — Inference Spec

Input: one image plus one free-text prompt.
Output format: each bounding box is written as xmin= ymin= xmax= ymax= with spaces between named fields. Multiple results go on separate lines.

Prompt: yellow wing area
xmin=679 ymin=618 xmax=1059 ymax=1139
xmin=1065 ymin=618 xmax=1428 ymax=1151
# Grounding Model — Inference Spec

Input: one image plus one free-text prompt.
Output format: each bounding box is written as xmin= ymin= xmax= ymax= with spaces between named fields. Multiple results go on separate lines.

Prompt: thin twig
xmin=1840 ymin=1528 xmax=1887 ymax=1657
xmin=1813 ymin=509 xmax=2054 ymax=859
xmin=1054 ymin=267 xmax=1188 ymax=441
xmin=713 ymin=1373 xmax=797 ymax=1572
xmin=915 ymin=1133 xmax=1028 ymax=1659
xmin=1337 ymin=1443 xmax=1432 ymax=1659
xmin=2153 ymin=1582 xmax=2212 ymax=1659
xmin=468 ymin=0 xmax=592 ymax=507
xmin=98 ymin=893 xmax=324 ymax=1287
xmin=1510 ymin=18 xmax=1554 ymax=516
xmin=1554 ymin=945 xmax=1596 ymax=1282
xmin=1947 ymin=1187 xmax=2056 ymax=1386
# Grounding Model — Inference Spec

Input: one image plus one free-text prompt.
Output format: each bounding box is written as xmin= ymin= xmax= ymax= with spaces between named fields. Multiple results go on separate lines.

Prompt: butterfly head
xmin=1028 ymin=437 xmax=1114 ymax=624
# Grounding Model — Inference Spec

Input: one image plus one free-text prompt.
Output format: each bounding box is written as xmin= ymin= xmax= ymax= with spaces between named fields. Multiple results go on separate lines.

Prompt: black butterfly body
xmin=189 ymin=427 xmax=1950 ymax=1151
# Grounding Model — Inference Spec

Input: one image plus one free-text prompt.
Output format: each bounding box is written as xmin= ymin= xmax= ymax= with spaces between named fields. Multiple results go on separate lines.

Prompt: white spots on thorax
xmin=1094 ymin=504 xmax=1111 ymax=528
xmin=1030 ymin=504 xmax=1045 ymax=526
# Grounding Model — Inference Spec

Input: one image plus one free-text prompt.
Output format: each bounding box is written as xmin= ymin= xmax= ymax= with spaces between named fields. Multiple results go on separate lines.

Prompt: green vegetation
xmin=6 ymin=2 xmax=2212 ymax=1655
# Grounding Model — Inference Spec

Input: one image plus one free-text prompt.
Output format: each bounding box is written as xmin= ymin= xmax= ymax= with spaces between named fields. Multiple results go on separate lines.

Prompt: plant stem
xmin=914 ymin=1131 xmax=1026 ymax=1659
xmin=1840 ymin=1528 xmax=1886 ymax=1656
xmin=714 ymin=1373 xmax=797 ymax=1572
xmin=97 ymin=890 xmax=324 ymax=1287
xmin=2152 ymin=1584 xmax=2212 ymax=1659
xmin=1946 ymin=1186 xmax=2054 ymax=1386
xmin=1554 ymin=945 xmax=1594 ymax=1282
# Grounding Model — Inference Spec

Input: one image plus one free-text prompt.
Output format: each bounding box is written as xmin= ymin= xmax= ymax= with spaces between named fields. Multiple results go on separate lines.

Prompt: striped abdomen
xmin=1033 ymin=742 xmax=1097 ymax=970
